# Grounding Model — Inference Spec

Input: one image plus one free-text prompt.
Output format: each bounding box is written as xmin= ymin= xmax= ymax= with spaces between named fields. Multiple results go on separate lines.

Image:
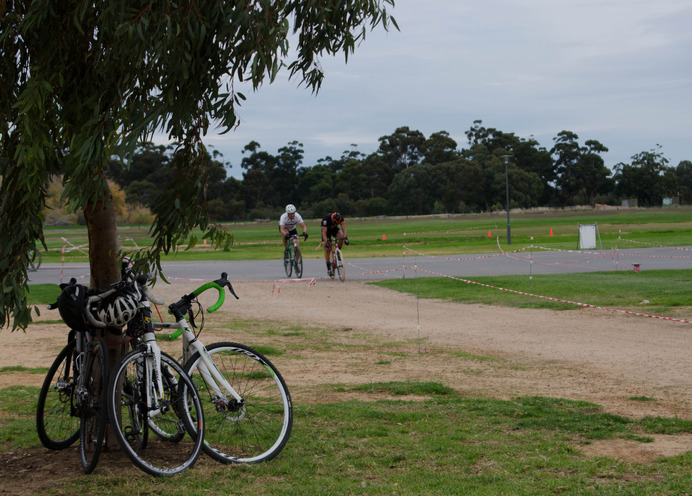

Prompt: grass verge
xmin=372 ymin=269 xmax=692 ymax=318
xmin=1 ymin=384 xmax=691 ymax=495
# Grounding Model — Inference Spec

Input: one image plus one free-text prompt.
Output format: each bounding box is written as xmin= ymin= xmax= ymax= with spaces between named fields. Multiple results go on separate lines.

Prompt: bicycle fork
xmin=140 ymin=334 xmax=171 ymax=418
xmin=179 ymin=325 xmax=244 ymax=413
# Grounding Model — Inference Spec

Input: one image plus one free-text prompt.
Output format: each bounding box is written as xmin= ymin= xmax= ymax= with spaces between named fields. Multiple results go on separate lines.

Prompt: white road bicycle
xmin=152 ymin=272 xmax=293 ymax=464
xmin=104 ymin=274 xmax=206 ymax=477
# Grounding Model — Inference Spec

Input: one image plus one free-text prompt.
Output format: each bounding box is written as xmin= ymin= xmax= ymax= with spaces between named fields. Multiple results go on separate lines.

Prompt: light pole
xmin=502 ymin=155 xmax=511 ymax=245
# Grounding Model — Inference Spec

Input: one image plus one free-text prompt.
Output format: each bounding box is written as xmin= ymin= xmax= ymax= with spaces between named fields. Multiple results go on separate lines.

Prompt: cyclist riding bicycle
xmin=279 ymin=204 xmax=308 ymax=252
xmin=321 ymin=212 xmax=348 ymax=276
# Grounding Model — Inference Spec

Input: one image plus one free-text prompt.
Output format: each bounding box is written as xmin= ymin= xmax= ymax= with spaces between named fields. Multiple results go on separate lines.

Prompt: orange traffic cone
xmin=488 ymin=230 xmax=492 ymax=238
xmin=203 ymin=239 xmax=208 ymax=245
xmin=549 ymin=229 xmax=553 ymax=236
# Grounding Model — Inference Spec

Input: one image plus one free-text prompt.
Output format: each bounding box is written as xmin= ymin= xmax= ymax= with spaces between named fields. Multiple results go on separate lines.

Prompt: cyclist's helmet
xmin=285 ymin=204 xmax=297 ymax=214
xmin=331 ymin=212 xmax=343 ymax=224
xmin=95 ymin=287 xmax=139 ymax=327
xmin=57 ymin=281 xmax=90 ymax=333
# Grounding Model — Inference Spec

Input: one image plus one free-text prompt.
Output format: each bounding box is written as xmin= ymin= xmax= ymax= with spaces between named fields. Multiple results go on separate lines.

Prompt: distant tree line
xmin=106 ymin=120 xmax=692 ymax=221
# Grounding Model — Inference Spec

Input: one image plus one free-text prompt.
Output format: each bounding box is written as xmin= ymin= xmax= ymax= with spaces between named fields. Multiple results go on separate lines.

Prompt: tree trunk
xmin=84 ymin=192 xmax=126 ymax=448
xmin=84 ymin=195 xmax=120 ymax=290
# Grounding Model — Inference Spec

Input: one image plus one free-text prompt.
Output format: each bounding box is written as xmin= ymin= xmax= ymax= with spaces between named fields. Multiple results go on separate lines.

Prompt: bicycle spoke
xmin=336 ymin=249 xmax=346 ymax=282
xmin=283 ymin=247 xmax=292 ymax=277
xmin=108 ymin=350 xmax=204 ymax=477
xmin=184 ymin=342 xmax=292 ymax=464
xmin=80 ymin=339 xmax=109 ymax=474
xmin=294 ymin=246 xmax=303 ymax=279
xmin=36 ymin=340 xmax=80 ymax=450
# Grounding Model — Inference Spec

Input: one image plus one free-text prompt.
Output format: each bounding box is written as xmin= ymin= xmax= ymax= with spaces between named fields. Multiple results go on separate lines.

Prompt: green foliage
xmin=0 ymin=0 xmax=397 ymax=330
xmin=614 ymin=146 xmax=677 ymax=207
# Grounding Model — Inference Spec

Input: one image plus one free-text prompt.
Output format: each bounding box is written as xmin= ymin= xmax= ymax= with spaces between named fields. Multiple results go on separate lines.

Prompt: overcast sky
xmin=186 ymin=0 xmax=692 ymax=178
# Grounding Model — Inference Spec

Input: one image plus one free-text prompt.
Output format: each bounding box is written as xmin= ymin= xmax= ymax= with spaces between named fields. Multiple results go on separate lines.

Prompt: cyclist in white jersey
xmin=279 ymin=204 xmax=308 ymax=251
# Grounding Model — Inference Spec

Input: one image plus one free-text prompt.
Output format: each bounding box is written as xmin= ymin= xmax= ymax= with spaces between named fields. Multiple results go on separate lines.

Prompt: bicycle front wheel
xmin=184 ymin=342 xmax=293 ymax=464
xmin=335 ymin=248 xmax=345 ymax=282
xmin=293 ymin=246 xmax=303 ymax=279
xmin=80 ymin=339 xmax=109 ymax=474
xmin=108 ymin=349 xmax=205 ymax=477
xmin=28 ymin=249 xmax=42 ymax=271
xmin=36 ymin=339 xmax=79 ymax=450
xmin=283 ymin=248 xmax=292 ymax=277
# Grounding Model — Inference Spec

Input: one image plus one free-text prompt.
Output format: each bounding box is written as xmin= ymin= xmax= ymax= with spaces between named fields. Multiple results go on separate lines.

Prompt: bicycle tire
xmin=79 ymin=339 xmax=109 ymax=474
xmin=108 ymin=349 xmax=205 ymax=477
xmin=36 ymin=339 xmax=80 ymax=450
xmin=283 ymin=248 xmax=292 ymax=277
xmin=335 ymin=248 xmax=345 ymax=282
xmin=147 ymin=362 xmax=186 ymax=444
xmin=293 ymin=246 xmax=303 ymax=279
xmin=183 ymin=341 xmax=293 ymax=464
xmin=28 ymin=249 xmax=42 ymax=271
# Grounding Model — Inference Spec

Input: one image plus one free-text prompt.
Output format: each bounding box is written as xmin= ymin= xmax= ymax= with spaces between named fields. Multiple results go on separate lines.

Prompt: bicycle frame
xmin=104 ymin=278 xmax=182 ymax=419
xmin=283 ymin=233 xmax=303 ymax=279
xmin=151 ymin=273 xmax=245 ymax=405
xmin=153 ymin=320 xmax=243 ymax=405
xmin=327 ymin=236 xmax=345 ymax=281
xmin=288 ymin=233 xmax=300 ymax=252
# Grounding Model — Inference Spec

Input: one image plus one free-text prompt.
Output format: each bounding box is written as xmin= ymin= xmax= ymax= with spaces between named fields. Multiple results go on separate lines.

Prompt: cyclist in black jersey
xmin=321 ymin=212 xmax=348 ymax=276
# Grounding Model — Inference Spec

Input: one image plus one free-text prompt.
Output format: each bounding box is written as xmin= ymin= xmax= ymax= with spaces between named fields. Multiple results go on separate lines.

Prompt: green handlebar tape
xmin=157 ymin=281 xmax=226 ymax=341
xmin=193 ymin=281 xmax=226 ymax=313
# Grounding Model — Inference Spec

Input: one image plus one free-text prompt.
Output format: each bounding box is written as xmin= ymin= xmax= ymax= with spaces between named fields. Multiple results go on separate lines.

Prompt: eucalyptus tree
xmin=422 ymin=130 xmax=459 ymax=165
xmin=675 ymin=160 xmax=692 ymax=205
xmin=614 ymin=147 xmax=676 ymax=207
xmin=0 ymin=0 xmax=397 ymax=330
xmin=551 ymin=131 xmax=612 ymax=206
xmin=465 ymin=120 xmax=555 ymax=203
xmin=240 ymin=141 xmax=279 ymax=209
xmin=377 ymin=126 xmax=426 ymax=171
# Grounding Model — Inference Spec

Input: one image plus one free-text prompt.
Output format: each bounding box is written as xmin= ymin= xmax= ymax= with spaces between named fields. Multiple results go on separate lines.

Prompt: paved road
xmin=27 ymin=246 xmax=692 ymax=285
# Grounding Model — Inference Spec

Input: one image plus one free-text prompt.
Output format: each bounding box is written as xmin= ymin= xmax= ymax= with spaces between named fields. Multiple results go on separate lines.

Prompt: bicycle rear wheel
xmin=28 ymin=249 xmax=42 ymax=271
xmin=183 ymin=342 xmax=293 ymax=464
xmin=335 ymin=248 xmax=345 ymax=282
xmin=36 ymin=339 xmax=79 ymax=450
xmin=293 ymin=246 xmax=303 ymax=278
xmin=283 ymin=248 xmax=292 ymax=277
xmin=80 ymin=339 xmax=109 ymax=474
xmin=108 ymin=349 xmax=205 ymax=477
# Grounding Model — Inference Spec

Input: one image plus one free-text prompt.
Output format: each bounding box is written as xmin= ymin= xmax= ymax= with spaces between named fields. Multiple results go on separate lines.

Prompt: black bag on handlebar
xmin=56 ymin=282 xmax=91 ymax=333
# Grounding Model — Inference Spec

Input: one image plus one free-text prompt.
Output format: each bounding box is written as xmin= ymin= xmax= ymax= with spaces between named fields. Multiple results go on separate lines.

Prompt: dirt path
xmin=2 ymin=279 xmax=691 ymax=493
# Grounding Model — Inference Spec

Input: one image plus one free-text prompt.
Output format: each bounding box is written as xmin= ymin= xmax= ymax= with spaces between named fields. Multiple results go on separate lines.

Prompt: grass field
xmin=1 ymin=381 xmax=691 ymax=495
xmin=5 ymin=207 xmax=691 ymax=494
xmin=42 ymin=206 xmax=692 ymax=262
xmin=2 ymin=310 xmax=692 ymax=495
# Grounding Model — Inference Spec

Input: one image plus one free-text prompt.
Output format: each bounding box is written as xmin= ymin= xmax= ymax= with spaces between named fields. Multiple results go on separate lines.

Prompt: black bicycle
xmin=37 ymin=281 xmax=110 ymax=474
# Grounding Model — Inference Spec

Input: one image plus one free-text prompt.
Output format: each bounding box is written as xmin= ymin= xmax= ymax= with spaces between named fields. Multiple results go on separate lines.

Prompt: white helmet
xmin=285 ymin=204 xmax=296 ymax=214
xmin=96 ymin=288 xmax=139 ymax=327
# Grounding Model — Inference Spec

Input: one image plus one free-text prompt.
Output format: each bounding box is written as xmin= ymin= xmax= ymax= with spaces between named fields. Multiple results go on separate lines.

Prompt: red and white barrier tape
xmin=618 ymin=238 xmax=692 ymax=251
